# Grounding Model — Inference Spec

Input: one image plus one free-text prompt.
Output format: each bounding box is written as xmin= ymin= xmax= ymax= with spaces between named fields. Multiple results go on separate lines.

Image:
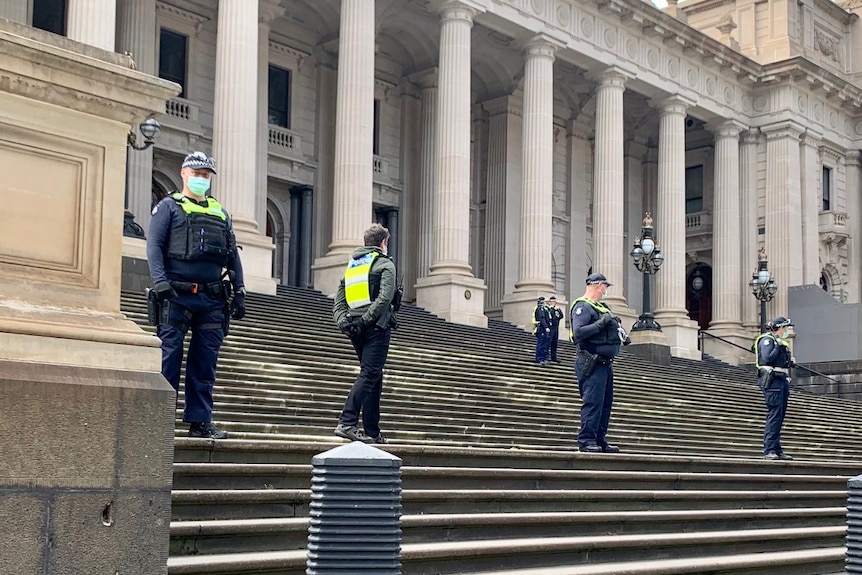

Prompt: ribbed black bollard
xmin=306 ymin=442 xmax=402 ymax=575
xmin=848 ymin=474 xmax=862 ymax=573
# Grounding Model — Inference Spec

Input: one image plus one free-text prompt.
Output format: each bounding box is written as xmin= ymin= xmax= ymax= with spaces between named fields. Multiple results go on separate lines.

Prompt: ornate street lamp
xmin=748 ymin=247 xmax=778 ymax=333
xmin=629 ymin=212 xmax=664 ymax=331
xmin=124 ymin=119 xmax=161 ymax=239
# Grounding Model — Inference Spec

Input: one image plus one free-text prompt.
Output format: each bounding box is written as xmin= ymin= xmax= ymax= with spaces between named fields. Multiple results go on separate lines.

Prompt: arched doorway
xmin=686 ymin=263 xmax=712 ymax=331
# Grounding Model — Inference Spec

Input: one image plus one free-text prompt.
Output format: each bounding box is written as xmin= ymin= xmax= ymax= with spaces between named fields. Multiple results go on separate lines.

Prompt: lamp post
xmin=124 ymin=118 xmax=161 ymax=238
xmin=748 ymin=247 xmax=778 ymax=333
xmin=629 ymin=212 xmax=664 ymax=331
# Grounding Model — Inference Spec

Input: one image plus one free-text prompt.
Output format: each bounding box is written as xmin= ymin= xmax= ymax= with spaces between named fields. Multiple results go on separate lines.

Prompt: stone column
xmin=212 ymin=0 xmax=276 ymax=294
xmin=709 ymin=121 xmax=743 ymax=332
xmin=257 ymin=2 xmax=285 ymax=240
xmin=763 ymin=121 xmax=805 ymax=317
xmin=483 ymin=96 xmax=522 ymax=315
xmin=568 ymin=119 xmax=591 ymax=296
xmin=0 ymin=0 xmax=28 ymax=24
xmin=116 ymin=0 xmax=157 ymax=235
xmin=846 ymin=151 xmax=862 ymax=303
xmin=415 ymin=1 xmax=487 ymax=328
xmin=800 ymin=130 xmax=822 ymax=285
xmin=416 ymin=72 xmax=438 ymax=281
xmin=288 ymin=191 xmax=301 ymax=286
xmin=653 ymin=95 xmax=700 ymax=359
xmin=311 ymin=0 xmax=375 ymax=295
xmin=399 ymin=83 xmax=421 ymax=302
xmin=591 ymin=69 xmax=629 ymax=311
xmin=513 ymin=37 xmax=556 ymax=295
xmin=67 ymin=0 xmax=116 ymax=51
xmin=387 ymin=208 xmax=400 ymax=265
xmin=739 ymin=130 xmax=760 ymax=330
xmin=312 ymin=52 xmax=337 ymax=277
xmin=300 ymin=187 xmax=314 ymax=288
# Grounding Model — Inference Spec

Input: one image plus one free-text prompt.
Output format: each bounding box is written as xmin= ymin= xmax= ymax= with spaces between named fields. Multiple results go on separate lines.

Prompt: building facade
xmin=6 ymin=0 xmax=861 ymax=360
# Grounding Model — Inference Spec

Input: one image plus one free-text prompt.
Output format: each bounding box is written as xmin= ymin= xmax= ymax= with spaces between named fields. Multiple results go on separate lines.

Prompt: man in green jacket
xmin=332 ymin=223 xmax=397 ymax=444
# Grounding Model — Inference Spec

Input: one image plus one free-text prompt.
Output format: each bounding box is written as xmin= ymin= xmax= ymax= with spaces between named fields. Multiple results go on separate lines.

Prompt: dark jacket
xmin=332 ymin=247 xmax=397 ymax=330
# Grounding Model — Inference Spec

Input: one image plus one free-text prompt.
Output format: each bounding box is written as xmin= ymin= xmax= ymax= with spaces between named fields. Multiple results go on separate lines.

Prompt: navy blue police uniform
xmin=546 ymin=297 xmax=564 ymax=363
xmin=569 ymin=274 xmax=623 ymax=453
xmin=146 ymin=152 xmax=245 ymax=439
xmin=533 ymin=297 xmax=552 ymax=365
xmin=755 ymin=316 xmax=794 ymax=460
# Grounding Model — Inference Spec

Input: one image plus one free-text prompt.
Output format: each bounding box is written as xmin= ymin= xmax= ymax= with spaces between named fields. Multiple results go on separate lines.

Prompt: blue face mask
xmin=188 ymin=176 xmax=211 ymax=196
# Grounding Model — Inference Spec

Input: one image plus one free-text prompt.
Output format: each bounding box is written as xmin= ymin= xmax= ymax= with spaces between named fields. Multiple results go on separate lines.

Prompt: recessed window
xmin=373 ymin=99 xmax=381 ymax=156
xmin=822 ymin=166 xmax=832 ymax=211
xmin=33 ymin=0 xmax=67 ymax=36
xmin=267 ymin=65 xmax=291 ymax=128
xmin=158 ymin=29 xmax=188 ymax=98
xmin=685 ymin=165 xmax=704 ymax=214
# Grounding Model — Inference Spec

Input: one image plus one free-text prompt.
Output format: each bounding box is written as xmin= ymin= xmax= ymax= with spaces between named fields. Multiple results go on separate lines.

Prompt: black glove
xmin=230 ymin=293 xmax=246 ymax=320
xmin=337 ymin=318 xmax=353 ymax=336
xmin=595 ymin=314 xmax=613 ymax=329
xmin=154 ymin=281 xmax=177 ymax=301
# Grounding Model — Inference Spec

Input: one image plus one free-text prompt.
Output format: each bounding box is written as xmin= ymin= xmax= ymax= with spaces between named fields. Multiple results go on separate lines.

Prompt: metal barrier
xmin=848 ymin=474 xmax=862 ymax=573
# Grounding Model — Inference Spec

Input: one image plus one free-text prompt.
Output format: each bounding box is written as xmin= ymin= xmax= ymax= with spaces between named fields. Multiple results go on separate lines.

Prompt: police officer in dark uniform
xmin=332 ymin=223 xmax=398 ymax=444
xmin=569 ymin=273 xmax=627 ymax=453
xmin=146 ymin=151 xmax=246 ymax=440
xmin=546 ymin=296 xmax=564 ymax=363
xmin=533 ymin=296 xmax=552 ymax=365
xmin=755 ymin=316 xmax=794 ymax=460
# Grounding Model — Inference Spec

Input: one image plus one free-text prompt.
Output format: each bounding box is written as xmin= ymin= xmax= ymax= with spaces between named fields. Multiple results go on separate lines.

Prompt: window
xmin=267 ymin=66 xmax=291 ymax=128
xmin=373 ymin=99 xmax=381 ymax=156
xmin=822 ymin=166 xmax=832 ymax=211
xmin=33 ymin=0 xmax=66 ymax=36
xmin=158 ymin=29 xmax=188 ymax=98
xmin=685 ymin=165 xmax=704 ymax=214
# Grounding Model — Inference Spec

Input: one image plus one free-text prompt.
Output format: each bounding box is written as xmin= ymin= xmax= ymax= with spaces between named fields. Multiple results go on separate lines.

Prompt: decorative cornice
xmin=156 ymin=2 xmax=209 ymax=27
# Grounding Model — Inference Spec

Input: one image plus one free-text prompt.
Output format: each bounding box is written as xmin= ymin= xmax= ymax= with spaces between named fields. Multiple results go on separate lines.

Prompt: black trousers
xmin=548 ymin=329 xmax=560 ymax=361
xmin=339 ymin=325 xmax=392 ymax=437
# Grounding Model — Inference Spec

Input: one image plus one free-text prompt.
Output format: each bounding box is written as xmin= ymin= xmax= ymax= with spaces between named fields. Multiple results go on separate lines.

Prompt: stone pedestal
xmin=627 ymin=336 xmax=671 ymax=366
xmin=700 ymin=332 xmax=751 ymax=365
xmin=415 ymin=274 xmax=488 ymax=328
xmin=0 ymin=21 xmax=177 ymax=574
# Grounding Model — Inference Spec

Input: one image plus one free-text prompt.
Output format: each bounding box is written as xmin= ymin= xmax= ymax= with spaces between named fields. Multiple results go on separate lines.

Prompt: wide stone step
xmin=170 ymin=487 xmax=846 ymax=521
xmin=171 ymin=462 xmax=849 ymax=491
xmin=169 ymin=507 xmax=846 ymax=556
xmin=165 ymin=528 xmax=846 ymax=574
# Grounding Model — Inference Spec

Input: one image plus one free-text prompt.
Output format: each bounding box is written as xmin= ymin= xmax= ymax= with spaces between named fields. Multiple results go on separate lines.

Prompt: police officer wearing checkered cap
xmin=754 ymin=316 xmax=795 ymax=460
xmin=146 ymin=151 xmax=246 ymax=439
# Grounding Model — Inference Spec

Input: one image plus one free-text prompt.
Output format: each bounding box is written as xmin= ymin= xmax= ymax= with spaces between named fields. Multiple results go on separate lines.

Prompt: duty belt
xmin=170 ymin=280 xmax=224 ymax=296
xmin=578 ymin=349 xmax=613 ymax=364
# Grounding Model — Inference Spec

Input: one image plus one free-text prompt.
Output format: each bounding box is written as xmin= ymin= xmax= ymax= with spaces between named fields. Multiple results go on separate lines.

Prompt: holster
xmin=146 ymin=288 xmax=160 ymax=326
xmin=580 ymin=351 xmax=599 ymax=379
xmin=757 ymin=368 xmax=775 ymax=391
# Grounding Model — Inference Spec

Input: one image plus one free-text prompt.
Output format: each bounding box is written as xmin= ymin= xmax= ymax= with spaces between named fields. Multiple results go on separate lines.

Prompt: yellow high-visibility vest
xmin=344 ymin=252 xmax=379 ymax=309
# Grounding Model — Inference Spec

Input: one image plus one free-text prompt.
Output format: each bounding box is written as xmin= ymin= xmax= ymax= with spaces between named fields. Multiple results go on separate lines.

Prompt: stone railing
xmin=373 ymin=155 xmax=390 ymax=184
xmin=819 ymin=210 xmax=849 ymax=243
xmin=268 ymin=125 xmax=302 ymax=159
xmin=164 ymin=97 xmax=199 ymax=124
xmin=685 ymin=210 xmax=712 ymax=235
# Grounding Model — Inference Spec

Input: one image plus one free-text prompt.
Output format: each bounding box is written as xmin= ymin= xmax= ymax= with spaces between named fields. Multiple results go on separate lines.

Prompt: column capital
xmin=436 ymin=0 xmax=483 ymax=22
xmin=482 ymin=94 xmax=522 ymax=117
xmin=524 ymin=34 xmax=564 ymax=59
xmin=706 ymin=119 xmax=746 ymax=140
xmin=408 ymin=67 xmax=439 ymax=89
xmin=800 ymin=128 xmax=823 ymax=148
xmin=741 ymin=128 xmax=760 ymax=145
xmin=760 ymin=120 xmax=805 ymax=141
xmin=845 ymin=150 xmax=862 ymax=167
xmin=592 ymin=66 xmax=631 ymax=89
xmin=651 ymin=94 xmax=693 ymax=116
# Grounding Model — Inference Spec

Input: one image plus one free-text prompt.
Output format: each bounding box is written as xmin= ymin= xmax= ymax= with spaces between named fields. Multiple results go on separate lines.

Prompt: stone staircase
xmin=119 ymin=286 xmax=862 ymax=575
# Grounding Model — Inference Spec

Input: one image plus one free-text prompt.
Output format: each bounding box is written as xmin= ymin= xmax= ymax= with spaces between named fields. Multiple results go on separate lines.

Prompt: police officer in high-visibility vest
xmin=755 ymin=316 xmax=795 ymax=460
xmin=546 ymin=296 xmax=564 ymax=364
xmin=533 ymin=296 xmax=552 ymax=365
xmin=332 ymin=223 xmax=397 ymax=444
xmin=569 ymin=273 xmax=626 ymax=453
xmin=146 ymin=151 xmax=246 ymax=440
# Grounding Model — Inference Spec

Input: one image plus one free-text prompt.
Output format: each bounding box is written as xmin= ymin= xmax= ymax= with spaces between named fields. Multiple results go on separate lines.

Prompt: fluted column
xmin=846 ymin=151 xmax=862 ymax=303
xmin=116 ymin=0 xmax=157 ymax=232
xmin=568 ymin=120 xmax=591 ymax=292
xmin=0 ymin=0 xmax=28 ymax=24
xmin=763 ymin=121 xmax=804 ymax=317
xmin=653 ymin=96 xmax=689 ymax=320
xmin=515 ymin=36 xmax=557 ymax=294
xmin=592 ymin=69 xmax=627 ymax=305
xmin=328 ymin=0 xmax=375 ymax=254
xmin=67 ymin=0 xmax=116 ymax=51
xmin=212 ymin=0 xmax=276 ymax=293
xmin=257 ymin=2 xmax=285 ymax=235
xmin=740 ymin=131 xmax=760 ymax=329
xmin=417 ymin=77 xmax=438 ymax=279
xmin=709 ymin=121 xmax=743 ymax=331
xmin=429 ymin=2 xmax=476 ymax=276
xmin=800 ymin=131 xmax=822 ymax=285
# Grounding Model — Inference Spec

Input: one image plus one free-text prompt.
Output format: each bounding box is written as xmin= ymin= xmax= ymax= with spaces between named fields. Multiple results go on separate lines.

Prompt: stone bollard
xmin=848 ymin=474 xmax=862 ymax=573
xmin=306 ymin=441 xmax=402 ymax=574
